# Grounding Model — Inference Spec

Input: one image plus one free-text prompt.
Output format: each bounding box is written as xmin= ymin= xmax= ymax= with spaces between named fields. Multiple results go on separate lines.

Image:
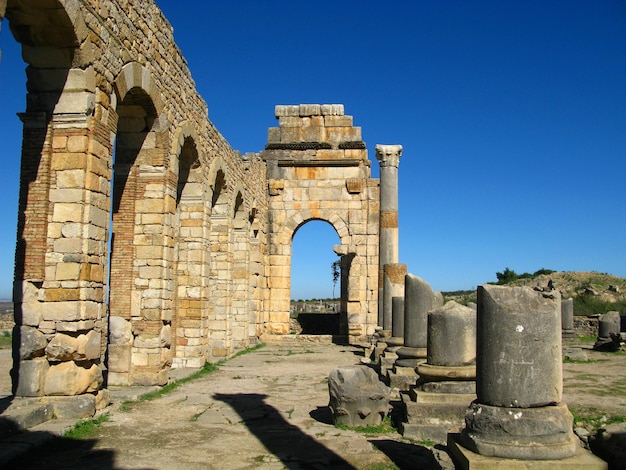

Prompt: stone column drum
xmin=396 ymin=274 xmax=443 ymax=367
xmin=561 ymin=297 xmax=575 ymax=339
xmin=375 ymin=144 xmax=402 ymax=327
xmin=459 ymin=284 xmax=578 ymax=460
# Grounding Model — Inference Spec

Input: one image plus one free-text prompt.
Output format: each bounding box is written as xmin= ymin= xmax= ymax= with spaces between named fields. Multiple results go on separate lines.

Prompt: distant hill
xmin=444 ymin=271 xmax=626 ymax=315
xmin=506 ymin=271 xmax=626 ymax=303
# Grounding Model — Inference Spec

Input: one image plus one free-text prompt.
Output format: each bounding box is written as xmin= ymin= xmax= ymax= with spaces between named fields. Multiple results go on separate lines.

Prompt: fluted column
xmin=375 ymin=144 xmax=402 ymax=327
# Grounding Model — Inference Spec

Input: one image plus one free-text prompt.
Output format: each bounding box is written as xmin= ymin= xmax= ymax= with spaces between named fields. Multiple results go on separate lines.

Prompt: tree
xmin=496 ymin=267 xmax=518 ymax=285
xmin=332 ymin=259 xmax=341 ymax=299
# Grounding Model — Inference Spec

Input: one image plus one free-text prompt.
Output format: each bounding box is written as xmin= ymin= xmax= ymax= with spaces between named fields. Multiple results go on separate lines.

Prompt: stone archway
xmin=261 ymin=104 xmax=380 ymax=341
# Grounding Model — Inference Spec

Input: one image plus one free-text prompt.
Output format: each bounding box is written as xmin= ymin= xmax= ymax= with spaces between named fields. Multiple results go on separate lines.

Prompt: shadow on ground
xmin=214 ymin=392 xmax=357 ymax=469
xmin=369 ymin=439 xmax=440 ymax=469
xmin=0 ymin=425 xmax=120 ymax=470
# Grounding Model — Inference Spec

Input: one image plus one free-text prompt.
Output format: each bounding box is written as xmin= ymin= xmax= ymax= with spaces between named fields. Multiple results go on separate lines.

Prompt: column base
xmin=460 ymin=401 xmax=579 ymax=460
xmin=448 ymin=433 xmax=607 ymax=469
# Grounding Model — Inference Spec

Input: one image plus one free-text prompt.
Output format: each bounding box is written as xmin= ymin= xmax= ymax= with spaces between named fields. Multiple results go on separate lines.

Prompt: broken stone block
xmin=109 ymin=315 xmax=132 ymax=344
xmin=19 ymin=325 xmax=48 ymax=360
xmin=328 ymin=365 xmax=390 ymax=427
xmin=46 ymin=333 xmax=78 ymax=361
xmin=44 ymin=361 xmax=103 ymax=396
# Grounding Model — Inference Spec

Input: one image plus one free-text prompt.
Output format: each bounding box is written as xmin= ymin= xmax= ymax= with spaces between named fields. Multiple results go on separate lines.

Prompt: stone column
xmin=375 ymin=144 xmax=402 ymax=327
xmin=457 ymin=284 xmax=578 ymax=460
xmin=396 ymin=274 xmax=443 ymax=367
xmin=382 ymin=263 xmax=406 ymax=332
xmin=594 ymin=310 xmax=621 ymax=351
xmin=401 ymin=301 xmax=477 ymax=441
xmin=378 ymin=263 xmax=406 ymax=377
xmin=388 ymin=296 xmax=405 ymax=348
xmin=561 ymin=297 xmax=575 ymax=339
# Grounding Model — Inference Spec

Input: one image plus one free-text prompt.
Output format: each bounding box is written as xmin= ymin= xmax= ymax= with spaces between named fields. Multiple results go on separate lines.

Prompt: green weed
xmin=334 ymin=416 xmax=396 ymax=435
xmin=64 ymin=413 xmax=110 ymax=440
xmin=121 ymin=343 xmax=265 ymax=410
xmin=570 ymin=406 xmax=626 ymax=433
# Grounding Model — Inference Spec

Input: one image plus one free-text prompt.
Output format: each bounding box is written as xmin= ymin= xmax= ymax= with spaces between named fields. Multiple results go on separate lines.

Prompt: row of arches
xmin=2 ymin=0 xmax=267 ymax=392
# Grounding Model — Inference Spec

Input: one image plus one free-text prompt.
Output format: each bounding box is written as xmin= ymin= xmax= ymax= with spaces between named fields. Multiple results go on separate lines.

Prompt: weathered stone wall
xmin=2 ymin=1 xmax=379 ymax=398
xmin=3 ymin=0 xmax=268 ymax=395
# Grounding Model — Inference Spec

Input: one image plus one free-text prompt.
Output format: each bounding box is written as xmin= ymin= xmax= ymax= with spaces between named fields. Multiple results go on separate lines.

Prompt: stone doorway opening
xmin=290 ymin=220 xmax=345 ymax=336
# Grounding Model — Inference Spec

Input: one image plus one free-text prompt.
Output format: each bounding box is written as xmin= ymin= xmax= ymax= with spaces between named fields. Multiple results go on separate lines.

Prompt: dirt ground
xmin=1 ymin=338 xmax=625 ymax=469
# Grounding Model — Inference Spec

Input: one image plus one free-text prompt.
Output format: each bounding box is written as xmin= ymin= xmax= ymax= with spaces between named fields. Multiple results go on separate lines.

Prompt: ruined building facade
xmin=0 ymin=0 xmax=380 ymax=398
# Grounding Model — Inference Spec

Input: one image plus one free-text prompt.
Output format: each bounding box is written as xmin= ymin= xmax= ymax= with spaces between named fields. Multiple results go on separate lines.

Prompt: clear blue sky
xmin=1 ymin=1 xmax=625 ymax=301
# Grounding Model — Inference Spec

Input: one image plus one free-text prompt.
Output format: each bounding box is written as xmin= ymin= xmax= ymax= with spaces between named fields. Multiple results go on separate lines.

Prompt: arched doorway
xmin=291 ymin=220 xmax=342 ymax=335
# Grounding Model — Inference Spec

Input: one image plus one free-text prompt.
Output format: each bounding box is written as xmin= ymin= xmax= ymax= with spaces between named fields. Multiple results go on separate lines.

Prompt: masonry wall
xmin=2 ymin=0 xmax=380 ymax=399
xmin=3 ymin=0 xmax=268 ymax=396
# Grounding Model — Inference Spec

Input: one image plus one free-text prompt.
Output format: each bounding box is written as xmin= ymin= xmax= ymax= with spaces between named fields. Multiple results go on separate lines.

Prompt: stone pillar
xmin=457 ymin=284 xmax=578 ymax=460
xmin=594 ymin=310 xmax=621 ymax=351
xmin=378 ymin=264 xmax=406 ymax=377
xmin=382 ymin=263 xmax=406 ymax=332
xmin=375 ymin=144 xmax=402 ymax=327
xmin=401 ymin=301 xmax=477 ymax=441
xmin=388 ymin=296 xmax=405 ymax=348
xmin=396 ymin=274 xmax=443 ymax=367
xmin=561 ymin=297 xmax=575 ymax=340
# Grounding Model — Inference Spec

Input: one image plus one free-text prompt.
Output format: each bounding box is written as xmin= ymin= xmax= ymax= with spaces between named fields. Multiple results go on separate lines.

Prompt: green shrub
xmin=574 ymin=293 xmax=626 ymax=316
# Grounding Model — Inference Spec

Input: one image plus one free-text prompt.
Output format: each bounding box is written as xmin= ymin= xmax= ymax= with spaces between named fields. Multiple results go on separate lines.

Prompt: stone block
xmin=44 ymin=361 xmax=103 ymax=395
xmin=15 ymin=358 xmax=49 ymax=397
xmin=19 ymin=325 xmax=48 ymax=360
xmin=321 ymin=104 xmax=344 ymax=115
xmin=46 ymin=333 xmax=79 ymax=361
xmin=109 ymin=316 xmax=132 ymax=344
xmin=50 ymin=394 xmax=96 ymax=419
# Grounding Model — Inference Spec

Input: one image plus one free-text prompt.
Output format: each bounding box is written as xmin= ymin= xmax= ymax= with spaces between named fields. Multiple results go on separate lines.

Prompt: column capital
xmin=375 ymin=144 xmax=403 ymax=168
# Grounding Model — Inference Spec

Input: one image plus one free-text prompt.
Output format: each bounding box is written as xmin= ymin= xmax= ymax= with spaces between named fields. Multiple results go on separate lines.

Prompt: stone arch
xmin=107 ymin=63 xmax=171 ymax=386
xmin=207 ymin=157 xmax=229 ymax=215
xmin=171 ymin=130 xmax=208 ymax=368
xmin=113 ymin=62 xmax=164 ymax=119
xmin=169 ymin=120 xmax=201 ymax=180
xmin=285 ymin=212 xmax=350 ymax=247
xmin=205 ymin=157 xmax=233 ymax=359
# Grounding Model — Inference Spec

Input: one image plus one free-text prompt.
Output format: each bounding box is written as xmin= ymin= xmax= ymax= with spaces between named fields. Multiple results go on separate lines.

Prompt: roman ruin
xmin=0 ymin=0 xmax=384 ymax=399
xmin=0 ymin=1 xmax=617 ymax=467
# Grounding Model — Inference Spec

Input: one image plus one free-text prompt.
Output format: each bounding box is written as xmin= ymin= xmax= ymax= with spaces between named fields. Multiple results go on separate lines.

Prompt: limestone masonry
xmin=0 ymin=0 xmax=381 ymax=398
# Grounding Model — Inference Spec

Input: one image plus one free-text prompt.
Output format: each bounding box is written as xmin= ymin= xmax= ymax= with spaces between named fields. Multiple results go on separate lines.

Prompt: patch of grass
xmin=286 ymin=408 xmax=294 ymax=419
xmin=576 ymin=335 xmax=596 ymax=343
xmin=563 ymin=358 xmax=598 ymax=364
xmin=232 ymin=375 xmax=242 ymax=379
xmin=570 ymin=406 xmax=626 ymax=433
xmin=315 ymin=431 xmax=326 ymax=438
xmin=121 ymin=343 xmax=265 ymax=410
xmin=364 ymin=461 xmax=399 ymax=470
xmin=335 ymin=416 xmax=396 ymax=435
xmin=64 ymin=413 xmax=109 ymax=440
xmin=0 ymin=331 xmax=12 ymax=349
